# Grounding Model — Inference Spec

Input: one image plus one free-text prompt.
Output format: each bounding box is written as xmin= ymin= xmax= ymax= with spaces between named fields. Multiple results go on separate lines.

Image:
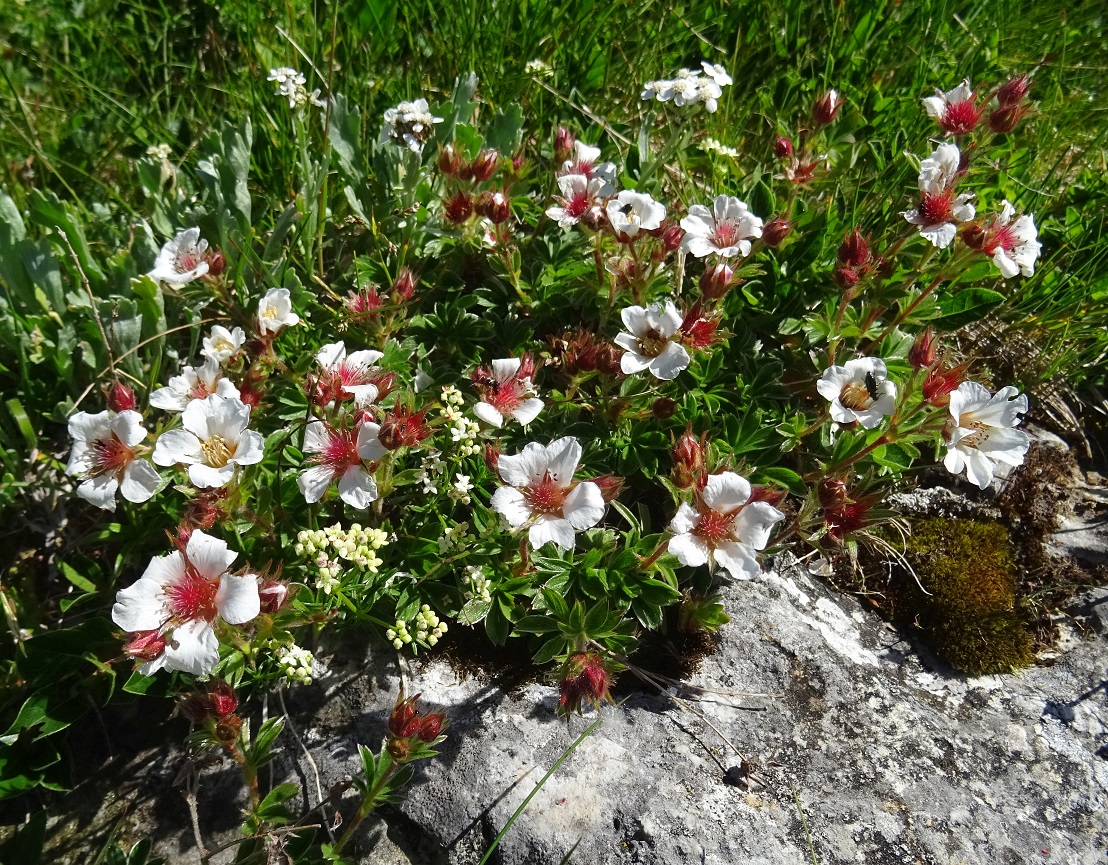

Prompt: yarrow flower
xmin=150 ymin=358 xmax=240 ymax=412
xmin=525 ymin=59 xmax=553 ymax=77
xmin=491 ymin=437 xmax=606 ymax=550
xmin=472 ymin=356 xmax=544 ymax=428
xmin=381 ymin=98 xmax=442 ymax=153
xmin=153 ymin=394 xmax=265 ymax=488
xmin=201 ymin=325 xmax=246 ymax=365
xmin=641 ymin=62 xmax=731 ymax=113
xmin=298 ymin=419 xmax=387 ymax=509
xmin=112 ymin=530 xmax=260 ymax=676
xmin=615 ymin=301 xmax=691 ymax=380
xmin=668 ymin=471 xmax=785 ymax=580
xmin=267 ymin=67 xmax=325 ymax=110
xmin=276 ymin=643 xmax=315 ymax=686
xmin=816 ymin=358 xmax=898 ymax=429
xmin=148 ymin=228 xmax=209 ymax=286
xmin=257 ymin=288 xmax=300 ymax=336
xmin=942 ymin=382 xmax=1031 ymax=489
xmin=972 ymin=200 xmax=1041 ymax=278
xmin=606 ymin=190 xmax=666 ymax=238
xmin=312 ymin=341 xmax=384 ymax=407
xmin=680 ymin=195 xmax=764 ymax=258
xmin=922 ymin=78 xmax=983 ymax=136
xmin=66 ymin=410 xmax=162 ymax=511
xmin=901 ymin=142 xmax=975 ymax=248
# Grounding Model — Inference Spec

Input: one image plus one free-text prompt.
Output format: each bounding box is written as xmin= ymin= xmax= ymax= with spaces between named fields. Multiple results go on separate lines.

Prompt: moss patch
xmin=891 ymin=517 xmax=1035 ymax=676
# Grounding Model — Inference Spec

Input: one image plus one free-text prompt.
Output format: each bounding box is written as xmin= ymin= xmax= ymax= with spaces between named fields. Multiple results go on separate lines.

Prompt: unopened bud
xmin=773 ymin=135 xmax=794 ymax=159
xmin=387 ymin=737 xmax=411 ymax=760
xmin=652 ymin=397 xmax=677 ymax=419
xmin=484 ymin=443 xmax=501 ymax=475
xmin=437 ymin=144 xmax=464 ymax=176
xmin=258 ymin=579 xmax=290 ymax=614
xmin=996 ymin=74 xmax=1031 ymax=107
xmin=812 ymin=89 xmax=841 ymax=126
xmin=388 ymin=694 xmax=421 ymax=739
xmin=661 ymin=222 xmax=684 ymax=252
xmin=837 ymin=228 xmax=870 ymax=268
xmin=589 ymin=474 xmax=625 ymax=503
xmin=908 ymin=328 xmax=938 ymax=370
xmin=204 ymin=250 xmax=225 ymax=279
xmin=988 ymin=104 xmax=1028 ymax=135
xmin=558 ymin=652 xmax=614 ymax=717
xmin=554 ymin=126 xmax=575 ymax=163
xmin=923 ymin=362 xmax=971 ymax=406
xmin=123 ymin=629 xmax=166 ymax=663
xmin=418 ymin=712 xmax=445 ymax=742
xmin=511 ymin=150 xmax=526 ymax=174
xmin=672 ymin=427 xmax=706 ymax=490
xmin=833 ymin=266 xmax=860 ymax=290
xmin=444 ymin=190 xmax=474 ymax=223
xmin=391 ymin=268 xmax=417 ymax=302
xmin=762 ymin=218 xmax=792 ymax=247
xmin=475 ymin=191 xmax=511 ymax=224
xmin=468 ymin=149 xmax=500 ymax=183
xmin=818 ymin=477 xmax=848 ymax=511
xmin=749 ymin=485 xmax=787 ymax=508
xmin=699 ymin=262 xmax=734 ymax=300
xmin=107 ymin=381 xmax=136 ymax=413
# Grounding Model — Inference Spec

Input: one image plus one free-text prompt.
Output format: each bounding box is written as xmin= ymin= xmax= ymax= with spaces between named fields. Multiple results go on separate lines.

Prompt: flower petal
xmin=120 ymin=460 xmax=162 ymax=503
xmin=648 ymin=342 xmax=690 ymax=380
xmin=186 ymin=530 xmax=236 ymax=580
xmin=668 ymin=532 xmax=710 ymax=567
xmin=529 ymin=516 xmax=576 ymax=550
xmin=163 ymin=619 xmax=220 ymax=676
xmin=512 ymin=398 xmax=544 ymax=426
xmin=713 ymin=540 xmax=761 ymax=579
xmin=701 ymin=471 xmax=752 ymax=513
xmin=474 ymin=401 xmax=505 ymax=428
xmin=544 ymin=437 xmax=582 ymax=485
xmin=216 ymin=573 xmax=261 ymax=624
xmin=77 ymin=475 xmax=119 ymax=511
xmin=298 ymin=465 xmax=335 ymax=503
xmin=338 ymin=465 xmax=379 ymax=509
xmin=564 ymin=481 xmax=605 ymax=530
xmin=498 ymin=442 xmax=549 ymax=488
xmin=732 ymin=501 xmax=784 ymax=551
xmin=356 ymin=423 xmax=387 ymax=461
xmin=491 ymin=486 xmax=532 ymax=527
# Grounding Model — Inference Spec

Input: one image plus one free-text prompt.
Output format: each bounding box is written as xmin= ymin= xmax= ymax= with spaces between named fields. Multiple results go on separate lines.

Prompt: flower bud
xmin=370 ymin=371 xmax=397 ymax=401
xmin=837 ymin=228 xmax=870 ymax=268
xmin=818 ymin=477 xmax=848 ymax=511
xmin=203 ymin=250 xmax=226 ymax=279
xmin=391 ymin=268 xmax=418 ymax=302
xmin=511 ymin=150 xmax=526 ymax=174
xmin=346 ymin=285 xmax=384 ymax=318
xmin=833 ymin=266 xmax=860 ymax=290
xmin=417 ymin=712 xmax=446 ymax=742
xmin=557 ymin=652 xmax=614 ymax=717
xmin=596 ymin=342 xmax=623 ymax=377
xmin=652 ymin=397 xmax=677 ymax=420
xmin=672 ymin=427 xmax=706 ymax=490
xmin=908 ymin=328 xmax=938 ymax=370
xmin=762 ymin=218 xmax=792 ymax=247
xmin=379 ymin=406 xmax=432 ymax=450
xmin=484 ymin=442 xmax=501 ymax=475
xmin=997 ymin=74 xmax=1031 ymax=107
xmin=444 ymin=190 xmax=474 ymax=224
xmin=748 ymin=485 xmax=787 ymax=508
xmin=388 ymin=694 xmax=422 ymax=739
xmin=922 ymin=362 xmax=971 ymax=406
xmin=812 ymin=89 xmax=841 ymax=126
xmin=387 ymin=737 xmax=411 ymax=760
xmin=106 ymin=381 xmax=136 ymax=413
xmin=554 ymin=126 xmax=575 ymax=163
xmin=699 ymin=262 xmax=734 ymax=300
xmin=468 ymin=149 xmax=500 ymax=183
xmin=258 ymin=578 xmax=290 ymax=614
xmin=183 ymin=488 xmax=228 ymax=531
xmin=988 ymin=104 xmax=1028 ymax=135
xmin=237 ymin=379 xmax=265 ymax=409
xmin=661 ymin=222 xmax=684 ymax=252
xmin=123 ymin=629 xmax=166 ymax=663
xmin=589 ymin=474 xmax=625 ymax=503
xmin=475 ymin=190 xmax=511 ymax=224
xmin=773 ymin=135 xmax=794 ymax=159
xmin=437 ymin=144 xmax=464 ymax=176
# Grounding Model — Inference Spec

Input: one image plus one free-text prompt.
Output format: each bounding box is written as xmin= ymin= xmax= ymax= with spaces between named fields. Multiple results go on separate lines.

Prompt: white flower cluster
xmin=416 ymin=451 xmax=446 ymax=494
xmin=463 ymin=565 xmax=491 ymax=603
xmin=267 ymin=67 xmax=324 ymax=110
xmin=295 ymin=523 xmax=388 ymax=593
xmin=525 ymin=59 xmax=554 ymax=78
xmin=438 ymin=520 xmax=476 ymax=554
xmin=381 ymin=98 xmax=442 ymax=153
xmin=641 ymin=62 xmax=732 ymax=113
xmin=701 ymin=137 xmax=740 ymax=158
xmin=440 ymin=386 xmax=480 ymax=456
xmin=450 ymin=473 xmax=474 ymax=504
xmin=146 ymin=143 xmax=172 ymax=161
xmin=277 ymin=643 xmax=315 ymax=686
xmin=386 ymin=606 xmax=448 ymax=650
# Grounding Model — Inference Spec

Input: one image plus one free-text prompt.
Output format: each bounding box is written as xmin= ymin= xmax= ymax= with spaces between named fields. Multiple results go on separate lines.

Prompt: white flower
xmin=901 ymin=142 xmax=975 ymax=248
xmin=606 ymin=191 xmax=666 ymax=238
xmin=668 ymin=472 xmax=784 ymax=580
xmin=146 ymin=143 xmax=172 ymax=160
xmin=314 ymin=341 xmax=384 ymax=407
xmin=150 ymin=358 xmax=240 ymax=412
xmin=257 ymin=288 xmax=300 ymax=335
xmin=943 ymin=382 xmax=1031 ymax=489
xmin=297 ymin=419 xmax=386 ymax=509
xmin=381 ymin=98 xmax=443 ymax=153
xmin=201 ymin=325 xmax=246 ymax=364
xmin=816 ymin=358 xmax=898 ymax=428
xmin=701 ymin=138 xmax=740 ymax=159
xmin=148 ymin=228 xmax=209 ymax=286
xmin=983 ymin=201 xmax=1041 ymax=279
xmin=921 ymin=79 xmax=983 ymax=135
xmin=490 ymin=437 xmax=606 ymax=550
xmin=657 ymin=70 xmax=701 ymax=107
xmin=112 ymin=530 xmax=259 ymax=676
xmin=615 ymin=301 xmax=690 ymax=380
xmin=680 ymin=195 xmax=764 ymax=258
xmin=66 ymin=410 xmax=162 ymax=511
xmin=473 ymin=357 xmax=544 ymax=428
xmin=268 ymin=67 xmax=312 ymax=109
xmin=152 ymin=394 xmax=265 ymax=488
xmin=559 ymin=141 xmax=618 ymax=189
xmin=546 ymin=173 xmax=611 ymax=227
xmin=525 ymin=59 xmax=553 ymax=78
xmin=701 ymin=61 xmax=732 ymax=87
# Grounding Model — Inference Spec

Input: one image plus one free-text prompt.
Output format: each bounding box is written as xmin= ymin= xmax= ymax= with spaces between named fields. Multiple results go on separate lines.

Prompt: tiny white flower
xmin=152 ymin=394 xmax=265 ymax=488
xmin=614 ymin=301 xmax=690 ymax=380
xmin=66 ymin=410 xmax=162 ymax=511
xmin=381 ymin=98 xmax=443 ymax=153
xmin=681 ymin=195 xmax=764 ymax=258
xmin=983 ymin=200 xmax=1041 ymax=279
xmin=490 ymin=437 xmax=606 ymax=550
xmin=668 ymin=472 xmax=784 ymax=580
xmin=701 ymin=61 xmax=732 ymax=88
xmin=606 ymin=190 xmax=666 ymax=238
xmin=148 ymin=228 xmax=209 ymax=286
xmin=257 ymin=288 xmax=300 ymax=335
xmin=943 ymin=382 xmax=1031 ymax=489
xmin=901 ymin=142 xmax=975 ymax=248
xmin=816 ymin=358 xmax=898 ymax=429
xmin=150 ymin=358 xmax=240 ymax=412
xmin=525 ymin=59 xmax=553 ymax=77
xmin=146 ymin=143 xmax=172 ymax=161
xmin=112 ymin=529 xmax=260 ymax=676
xmin=201 ymin=325 xmax=246 ymax=364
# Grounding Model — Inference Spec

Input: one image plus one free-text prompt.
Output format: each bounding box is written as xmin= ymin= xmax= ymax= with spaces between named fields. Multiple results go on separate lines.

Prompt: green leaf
xmin=328 ymin=94 xmax=364 ymax=180
xmin=57 ymin=561 xmax=96 ymax=594
xmin=531 ymin=636 xmax=567 ymax=665
xmin=935 ymin=288 xmax=1006 ymax=330
xmin=513 ymin=615 xmax=559 ymax=635
xmin=486 ymin=105 xmax=524 ymax=154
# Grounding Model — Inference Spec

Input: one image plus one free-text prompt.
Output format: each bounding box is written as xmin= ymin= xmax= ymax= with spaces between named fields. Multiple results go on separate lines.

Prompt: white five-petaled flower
xmin=201 ymin=325 xmax=246 ymax=364
xmin=112 ymin=530 xmax=260 ymax=676
xmin=680 ymin=195 xmax=764 ymax=258
xmin=297 ymin=419 xmax=387 ymax=509
xmin=668 ymin=472 xmax=784 ymax=580
xmin=701 ymin=61 xmax=733 ymax=88
xmin=314 ymin=341 xmax=384 ymax=407
xmin=606 ymin=191 xmax=666 ymax=238
xmin=490 ymin=437 xmax=606 ymax=550
xmin=148 ymin=228 xmax=209 ymax=286
xmin=66 ymin=410 xmax=162 ymax=511
xmin=381 ymin=98 xmax=443 ymax=153
xmin=816 ymin=358 xmax=898 ymax=429
xmin=149 ymin=358 xmax=240 ymax=412
xmin=473 ymin=357 xmax=544 ymax=428
xmin=559 ymin=141 xmax=618 ymax=189
xmin=257 ymin=288 xmax=300 ymax=336
xmin=546 ymin=174 xmax=610 ymax=227
xmin=153 ymin=394 xmax=265 ymax=488
xmin=921 ymin=78 xmax=983 ymax=136
xmin=943 ymin=381 xmax=1030 ymax=489
xmin=615 ymin=301 xmax=691 ymax=380
xmin=901 ymin=142 xmax=976 ymax=248
xmin=982 ymin=200 xmax=1041 ymax=278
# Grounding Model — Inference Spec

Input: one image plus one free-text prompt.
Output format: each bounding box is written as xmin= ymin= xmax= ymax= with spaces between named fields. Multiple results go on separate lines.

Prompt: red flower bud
xmin=817 ymin=477 xmax=848 ymax=511
xmin=378 ymin=405 xmax=432 ymax=450
xmin=346 ymin=285 xmax=385 ymax=319
xmin=762 ymin=218 xmax=792 ymax=247
xmin=922 ymin=362 xmax=971 ymax=406
xmin=107 ymin=381 xmax=136 ymax=413
xmin=652 ymin=397 xmax=677 ymax=419
xmin=237 ymin=379 xmax=264 ymax=409
xmin=833 ymin=266 xmax=860 ymax=290
xmin=511 ymin=150 xmax=526 ymax=174
xmin=680 ymin=309 xmax=721 ymax=349
xmin=388 ymin=694 xmax=422 ymax=739
xmin=661 ymin=222 xmax=684 ymax=252
xmin=444 ymin=190 xmax=474 ymax=224
xmin=417 ymin=712 xmax=446 ymax=742
xmin=837 ymin=228 xmax=871 ymax=268
xmin=596 ymin=342 xmax=623 ymax=377
xmin=812 ymin=89 xmax=841 ymax=126
xmin=438 ymin=144 xmax=464 ymax=176
xmin=123 ymin=629 xmax=166 ymax=663
xmin=672 ymin=427 xmax=707 ymax=491
xmin=182 ymin=488 xmax=228 ymax=531
xmin=391 ymin=268 xmax=418 ymax=302
xmin=484 ymin=442 xmax=501 ymax=475
xmin=908 ymin=328 xmax=938 ymax=370
xmin=589 ymin=474 xmax=625 ymax=503
xmin=997 ymin=74 xmax=1031 ymax=107
xmin=475 ymin=190 xmax=511 ymax=224
xmin=824 ymin=495 xmax=880 ymax=541
xmin=258 ymin=578 xmax=290 ymax=614
xmin=699 ymin=262 xmax=734 ymax=300
xmin=554 ymin=126 xmax=575 ymax=163
xmin=988 ymin=104 xmax=1029 ymax=135
xmin=468 ymin=149 xmax=500 ymax=183
xmin=773 ymin=135 xmax=794 ymax=159
xmin=203 ymin=250 xmax=225 ymax=279
xmin=370 ymin=371 xmax=397 ymax=402
xmin=748 ymin=485 xmax=787 ymax=508
xmin=557 ymin=652 xmax=614 ymax=717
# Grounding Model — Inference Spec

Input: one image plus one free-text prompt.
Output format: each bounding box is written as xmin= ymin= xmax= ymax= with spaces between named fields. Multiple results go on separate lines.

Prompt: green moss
xmin=894 ymin=517 xmax=1034 ymax=676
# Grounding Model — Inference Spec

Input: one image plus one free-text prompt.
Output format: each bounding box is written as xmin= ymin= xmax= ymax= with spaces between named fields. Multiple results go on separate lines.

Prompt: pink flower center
xmin=176 ymin=251 xmax=200 ymax=272
xmin=710 ymin=220 xmax=738 ymax=249
xmin=190 ymin=377 xmax=216 ymax=400
xmin=985 ymin=224 xmax=1019 ymax=255
xmin=89 ymin=436 xmax=134 ymax=477
xmin=941 ymin=100 xmax=982 ymax=135
xmin=918 ymin=191 xmax=955 ymax=225
xmin=564 ymin=192 xmax=590 ymax=218
xmin=485 ymin=377 xmax=527 ymax=414
xmin=167 ymin=568 xmax=219 ymax=621
xmin=316 ymin=428 xmax=361 ymax=476
xmin=526 ymin=471 xmax=567 ymax=515
xmin=694 ymin=509 xmax=735 ymax=544
xmin=338 ymin=362 xmax=374 ymax=389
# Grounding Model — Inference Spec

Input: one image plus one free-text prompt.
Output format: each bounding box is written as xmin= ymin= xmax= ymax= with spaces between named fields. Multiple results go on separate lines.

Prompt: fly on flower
xmin=817 ymin=358 xmax=898 ymax=429
xmin=615 ymin=301 xmax=691 ymax=380
xmin=605 ymin=191 xmax=666 ymax=238
xmin=472 ymin=356 xmax=544 ymax=428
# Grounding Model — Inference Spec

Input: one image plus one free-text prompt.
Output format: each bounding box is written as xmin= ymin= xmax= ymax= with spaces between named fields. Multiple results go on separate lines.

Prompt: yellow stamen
xmin=201 ymin=435 xmax=234 ymax=467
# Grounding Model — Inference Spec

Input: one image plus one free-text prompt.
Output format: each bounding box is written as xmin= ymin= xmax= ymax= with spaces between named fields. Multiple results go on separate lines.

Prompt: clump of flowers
xmin=381 ymin=98 xmax=442 ymax=152
xmin=641 ymin=61 xmax=732 ymax=112
xmin=277 ymin=643 xmax=316 ymax=686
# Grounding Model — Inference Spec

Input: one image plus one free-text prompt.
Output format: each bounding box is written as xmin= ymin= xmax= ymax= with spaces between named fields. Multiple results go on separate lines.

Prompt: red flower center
xmin=317 ymin=428 xmax=361 ymax=476
xmin=710 ymin=221 xmax=738 ymax=249
xmin=89 ymin=436 xmax=134 ymax=477
xmin=177 ymin=251 xmax=200 ymax=272
xmin=526 ymin=471 xmax=567 ymax=515
xmin=918 ymin=191 xmax=955 ymax=226
xmin=167 ymin=568 xmax=219 ymax=621
xmin=985 ymin=224 xmax=1019 ymax=255
xmin=694 ymin=509 xmax=735 ymax=544
xmin=941 ymin=100 xmax=983 ymax=135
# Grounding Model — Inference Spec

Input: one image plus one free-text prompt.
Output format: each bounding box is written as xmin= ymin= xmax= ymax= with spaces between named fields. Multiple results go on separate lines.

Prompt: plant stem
xmin=332 ymin=762 xmax=400 ymax=853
